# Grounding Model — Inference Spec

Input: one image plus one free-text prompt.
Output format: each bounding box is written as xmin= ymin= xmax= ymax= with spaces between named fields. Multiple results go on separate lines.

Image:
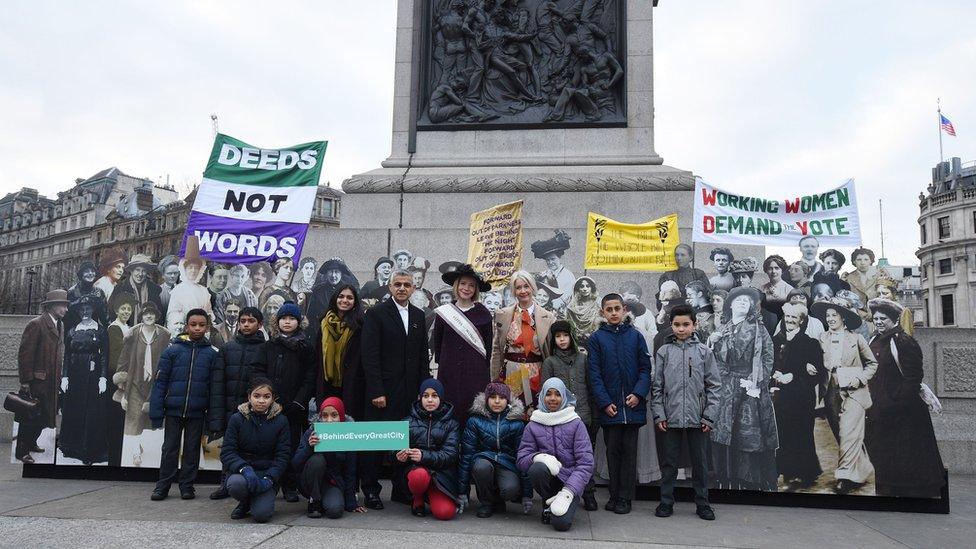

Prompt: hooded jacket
xmin=220 ymin=401 xmax=291 ymax=483
xmin=218 ymin=330 xmax=267 ymax=422
xmin=149 ymin=334 xmax=224 ymax=432
xmin=292 ymin=419 xmax=359 ymax=512
xmin=587 ymin=320 xmax=652 ymax=426
xmin=541 ymin=327 xmax=593 ymax=427
xmin=401 ymin=400 xmax=461 ymax=502
xmin=651 ymin=333 xmax=722 ymax=429
xmin=458 ymin=394 xmax=532 ymax=498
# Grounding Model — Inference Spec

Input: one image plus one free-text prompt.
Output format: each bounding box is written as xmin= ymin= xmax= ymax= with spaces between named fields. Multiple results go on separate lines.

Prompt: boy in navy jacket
xmin=587 ymin=293 xmax=652 ymax=515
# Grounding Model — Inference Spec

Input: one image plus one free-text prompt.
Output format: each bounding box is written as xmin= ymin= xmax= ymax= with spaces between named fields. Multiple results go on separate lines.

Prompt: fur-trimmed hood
xmin=469 ymin=392 xmax=525 ymax=421
xmin=237 ymin=401 xmax=284 ymax=420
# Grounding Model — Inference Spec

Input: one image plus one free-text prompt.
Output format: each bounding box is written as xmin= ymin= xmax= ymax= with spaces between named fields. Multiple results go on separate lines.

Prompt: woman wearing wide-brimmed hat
xmin=431 ymin=263 xmax=494 ymax=424
xmin=729 ymin=257 xmax=760 ymax=288
xmin=59 ymin=295 xmax=110 ymax=465
xmin=66 ymin=260 xmax=108 ymax=332
xmin=709 ymin=286 xmax=779 ymax=491
xmin=533 ymin=279 xmax=564 ymax=317
xmin=531 ymin=230 xmax=575 ymax=311
xmin=810 ymin=294 xmax=878 ymax=494
xmin=94 ymin=247 xmax=128 ymax=302
xmin=864 ymin=299 xmax=945 ymax=498
xmin=874 ymin=277 xmax=914 ymax=336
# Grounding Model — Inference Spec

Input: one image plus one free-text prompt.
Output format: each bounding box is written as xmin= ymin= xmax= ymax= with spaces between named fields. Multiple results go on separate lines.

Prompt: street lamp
xmin=26 ymin=267 xmax=36 ymax=315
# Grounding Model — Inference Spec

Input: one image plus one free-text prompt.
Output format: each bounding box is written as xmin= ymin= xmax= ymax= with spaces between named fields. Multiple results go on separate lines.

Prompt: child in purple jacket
xmin=516 ymin=377 xmax=594 ymax=532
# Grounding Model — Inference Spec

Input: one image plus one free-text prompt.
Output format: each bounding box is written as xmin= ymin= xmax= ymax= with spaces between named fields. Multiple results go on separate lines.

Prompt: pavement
xmin=0 ymin=446 xmax=972 ymax=548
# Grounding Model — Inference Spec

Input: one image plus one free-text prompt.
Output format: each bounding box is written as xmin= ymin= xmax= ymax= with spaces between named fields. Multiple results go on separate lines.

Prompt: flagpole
xmin=938 ymin=98 xmax=944 ymax=165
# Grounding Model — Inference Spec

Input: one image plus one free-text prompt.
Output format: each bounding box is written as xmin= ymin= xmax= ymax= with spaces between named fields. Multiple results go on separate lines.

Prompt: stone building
xmin=0 ymin=167 xmax=343 ymax=314
xmin=917 ymin=157 xmax=976 ymax=327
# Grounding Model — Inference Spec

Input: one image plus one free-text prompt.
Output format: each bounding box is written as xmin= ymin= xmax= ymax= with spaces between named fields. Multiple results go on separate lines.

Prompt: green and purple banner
xmin=181 ymin=133 xmax=328 ymax=263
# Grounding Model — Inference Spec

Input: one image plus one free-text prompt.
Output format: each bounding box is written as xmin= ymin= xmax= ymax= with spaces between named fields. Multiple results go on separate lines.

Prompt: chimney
xmin=135 ymin=184 xmax=154 ymax=212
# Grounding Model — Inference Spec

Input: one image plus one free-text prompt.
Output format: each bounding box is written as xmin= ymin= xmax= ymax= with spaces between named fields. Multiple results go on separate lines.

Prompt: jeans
xmin=603 ymin=423 xmax=640 ymax=501
xmin=659 ymin=427 xmax=710 ymax=506
xmin=155 ymin=416 xmax=203 ymax=492
xmin=227 ymin=473 xmax=277 ymax=523
xmin=528 ymin=462 xmax=578 ymax=532
xmin=470 ymin=458 xmax=521 ymax=505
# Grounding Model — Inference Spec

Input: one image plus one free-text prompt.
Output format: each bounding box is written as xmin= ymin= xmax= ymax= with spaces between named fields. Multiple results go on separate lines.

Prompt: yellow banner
xmin=467 ymin=200 xmax=523 ymax=289
xmin=584 ymin=212 xmax=679 ymax=271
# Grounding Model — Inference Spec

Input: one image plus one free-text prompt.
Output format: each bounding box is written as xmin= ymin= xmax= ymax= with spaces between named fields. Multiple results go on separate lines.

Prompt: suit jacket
xmin=17 ymin=314 xmax=64 ymax=426
xmin=360 ymin=298 xmax=430 ymax=421
xmin=819 ymin=330 xmax=878 ymax=410
xmin=489 ymin=304 xmax=556 ymax=381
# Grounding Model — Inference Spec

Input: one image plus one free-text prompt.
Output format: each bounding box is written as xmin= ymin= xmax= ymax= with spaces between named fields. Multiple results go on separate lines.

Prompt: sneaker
xmin=541 ymin=508 xmax=552 ymax=525
xmin=150 ymin=489 xmax=168 ymax=501
xmin=696 ymin=505 xmax=716 ymax=521
xmin=364 ymin=493 xmax=384 ymax=510
xmin=476 ymin=504 xmax=494 ymax=518
xmin=411 ymin=505 xmax=427 ymax=517
xmin=180 ymin=487 xmax=196 ymax=500
xmin=613 ymin=499 xmax=632 ymax=514
xmin=209 ymin=485 xmax=230 ymax=500
xmin=654 ymin=503 xmax=673 ymax=517
xmin=582 ymin=493 xmax=598 ymax=511
xmin=231 ymin=502 xmax=250 ymax=520
xmin=307 ymin=501 xmax=323 ymax=518
xmin=604 ymin=497 xmax=618 ymax=512
xmin=283 ymin=488 xmax=300 ymax=503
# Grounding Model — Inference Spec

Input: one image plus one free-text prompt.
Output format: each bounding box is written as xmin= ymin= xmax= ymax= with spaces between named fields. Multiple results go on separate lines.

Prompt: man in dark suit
xmin=16 ymin=289 xmax=70 ymax=463
xmin=359 ymin=269 xmax=431 ymax=509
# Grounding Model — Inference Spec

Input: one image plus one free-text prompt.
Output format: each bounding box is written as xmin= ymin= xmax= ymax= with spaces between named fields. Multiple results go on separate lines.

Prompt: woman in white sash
xmin=431 ymin=263 xmax=494 ymax=425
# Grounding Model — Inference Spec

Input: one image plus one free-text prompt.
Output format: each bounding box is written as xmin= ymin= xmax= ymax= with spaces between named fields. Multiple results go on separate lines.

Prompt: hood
xmin=529 ymin=406 xmax=580 ymax=426
xmin=548 ymin=321 xmax=579 ymax=356
xmin=237 ymin=401 xmax=283 ymax=420
xmin=469 ymin=392 xmax=525 ymax=421
xmin=410 ymin=400 xmax=455 ymax=422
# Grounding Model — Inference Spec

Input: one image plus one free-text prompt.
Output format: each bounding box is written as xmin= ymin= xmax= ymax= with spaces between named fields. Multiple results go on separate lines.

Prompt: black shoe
xmin=541 ymin=508 xmax=552 ymax=525
xmin=283 ymin=488 xmax=300 ymax=503
xmin=231 ymin=502 xmax=250 ymax=520
xmin=411 ymin=505 xmax=427 ymax=517
xmin=582 ymin=493 xmax=598 ymax=511
xmin=654 ymin=503 xmax=673 ymax=517
xmin=307 ymin=501 xmax=323 ymax=518
xmin=150 ymin=489 xmax=168 ymax=501
xmin=476 ymin=504 xmax=494 ymax=518
xmin=16 ymin=454 xmax=35 ymax=464
xmin=613 ymin=499 xmax=632 ymax=514
xmin=364 ymin=493 xmax=384 ymax=510
xmin=696 ymin=505 xmax=716 ymax=521
xmin=180 ymin=488 xmax=196 ymax=500
xmin=492 ymin=501 xmax=507 ymax=513
xmin=209 ymin=485 xmax=230 ymax=500
xmin=30 ymin=446 xmax=45 ymax=453
xmin=604 ymin=497 xmax=618 ymax=512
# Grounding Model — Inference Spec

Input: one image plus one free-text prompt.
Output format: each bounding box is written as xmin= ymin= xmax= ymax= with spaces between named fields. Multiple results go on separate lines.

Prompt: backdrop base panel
xmin=22 ymin=464 xmax=221 ymax=485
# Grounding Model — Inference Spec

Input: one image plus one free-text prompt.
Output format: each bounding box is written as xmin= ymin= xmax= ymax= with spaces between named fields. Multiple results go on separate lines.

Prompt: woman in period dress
xmin=865 ymin=299 xmax=946 ymax=498
xmin=105 ymin=292 xmax=135 ymax=467
xmin=565 ymin=276 xmax=601 ymax=350
xmin=114 ymin=303 xmax=170 ymax=439
xmin=431 ymin=264 xmax=494 ymax=425
xmin=709 ymin=286 xmax=779 ymax=491
xmin=58 ymin=296 xmax=109 ymax=465
xmin=771 ymin=302 xmax=826 ymax=489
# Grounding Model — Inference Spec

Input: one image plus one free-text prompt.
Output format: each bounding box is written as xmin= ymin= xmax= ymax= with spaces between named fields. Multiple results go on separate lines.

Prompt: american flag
xmin=941 ymin=114 xmax=957 ymax=136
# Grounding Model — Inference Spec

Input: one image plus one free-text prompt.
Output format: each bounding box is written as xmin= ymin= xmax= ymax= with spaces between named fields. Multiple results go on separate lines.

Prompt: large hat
xmin=810 ymin=296 xmax=862 ymax=330
xmin=868 ymin=298 xmax=903 ymax=322
xmin=432 ymin=287 xmax=454 ymax=303
xmin=438 ymin=261 xmax=463 ymax=275
xmin=726 ymin=286 xmax=761 ymax=312
xmin=108 ymin=291 xmax=137 ymax=313
xmin=534 ymin=278 xmax=564 ymax=301
xmin=320 ymin=257 xmax=347 ymax=273
xmin=531 ymin=230 xmax=571 ymax=259
xmin=392 ymin=249 xmax=412 ymax=261
xmin=181 ymin=235 xmax=206 ymax=267
xmin=99 ymin=247 xmax=128 ymax=274
xmin=408 ymin=256 xmax=431 ymax=273
xmin=126 ymin=253 xmax=157 ymax=273
xmin=730 ymin=257 xmax=759 ymax=275
xmin=373 ymin=256 xmax=394 ymax=271
xmin=440 ymin=263 xmax=491 ymax=292
xmin=40 ymin=289 xmax=69 ymax=307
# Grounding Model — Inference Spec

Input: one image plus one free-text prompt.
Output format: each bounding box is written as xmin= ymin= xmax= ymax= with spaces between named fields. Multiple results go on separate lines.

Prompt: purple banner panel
xmin=180 ymin=210 xmax=308 ymax=264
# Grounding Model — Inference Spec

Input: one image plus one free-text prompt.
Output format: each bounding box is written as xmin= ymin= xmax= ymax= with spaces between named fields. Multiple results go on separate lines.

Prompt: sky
xmin=1 ymin=0 xmax=974 ymax=265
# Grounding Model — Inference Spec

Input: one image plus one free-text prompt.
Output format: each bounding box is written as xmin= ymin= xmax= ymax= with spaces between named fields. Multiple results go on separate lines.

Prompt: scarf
xmin=507 ymin=307 xmax=536 ymax=356
xmin=140 ymin=325 xmax=159 ymax=382
xmin=321 ymin=311 xmax=353 ymax=386
xmin=276 ymin=330 xmax=307 ymax=351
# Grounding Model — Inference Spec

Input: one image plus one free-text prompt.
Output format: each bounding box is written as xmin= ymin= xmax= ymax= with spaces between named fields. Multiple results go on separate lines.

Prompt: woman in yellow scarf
xmin=318 ymin=284 xmax=366 ymax=419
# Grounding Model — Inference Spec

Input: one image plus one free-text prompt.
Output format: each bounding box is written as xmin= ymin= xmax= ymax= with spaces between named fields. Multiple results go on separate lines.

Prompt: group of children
xmin=147 ymin=293 xmax=720 ymax=529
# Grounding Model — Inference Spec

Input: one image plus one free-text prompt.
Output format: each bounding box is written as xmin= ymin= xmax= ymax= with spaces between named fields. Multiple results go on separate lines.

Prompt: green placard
xmin=313 ymin=421 xmax=410 ymax=452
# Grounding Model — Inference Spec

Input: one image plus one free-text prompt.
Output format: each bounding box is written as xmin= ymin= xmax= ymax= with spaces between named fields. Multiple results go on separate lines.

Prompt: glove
xmin=545 ymin=488 xmax=574 ymax=517
xmin=98 ymin=377 xmax=107 ymax=394
xmin=60 ymin=378 xmax=69 ymax=392
xmin=522 ymin=496 xmax=534 ymax=514
xmin=241 ymin=466 xmax=261 ymax=492
xmin=206 ymin=431 xmax=223 ymax=444
xmin=457 ymin=495 xmax=468 ymax=513
xmin=256 ymin=476 xmax=274 ymax=494
xmin=533 ymin=453 xmax=561 ymax=476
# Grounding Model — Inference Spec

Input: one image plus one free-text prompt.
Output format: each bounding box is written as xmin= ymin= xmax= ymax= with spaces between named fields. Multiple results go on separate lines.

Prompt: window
xmin=939 ymin=258 xmax=953 ymax=275
xmin=941 ymin=294 xmax=955 ymax=326
xmin=938 ymin=216 xmax=951 ymax=239
xmin=920 ymin=223 xmax=927 ymax=244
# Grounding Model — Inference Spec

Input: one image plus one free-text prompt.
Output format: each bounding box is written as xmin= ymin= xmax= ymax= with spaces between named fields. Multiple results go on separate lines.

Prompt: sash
xmin=434 ymin=304 xmax=487 ymax=358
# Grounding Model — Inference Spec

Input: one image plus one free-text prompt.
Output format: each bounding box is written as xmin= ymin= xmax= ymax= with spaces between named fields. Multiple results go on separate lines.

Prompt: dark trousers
xmin=227 ymin=473 xmax=277 ymax=523
xmin=583 ymin=423 xmax=599 ymax=498
xmin=105 ymin=397 xmax=125 ymax=467
xmin=603 ymin=423 xmax=640 ymax=501
xmin=15 ymin=418 xmax=44 ymax=459
xmin=528 ymin=462 xmax=578 ymax=532
xmin=659 ymin=427 xmax=710 ymax=506
xmin=471 ymin=458 xmax=521 ymax=505
xmin=280 ymin=412 xmax=306 ymax=494
xmin=155 ymin=416 xmax=204 ymax=492
xmin=360 ymin=451 xmax=409 ymax=501
xmin=298 ymin=454 xmax=345 ymax=519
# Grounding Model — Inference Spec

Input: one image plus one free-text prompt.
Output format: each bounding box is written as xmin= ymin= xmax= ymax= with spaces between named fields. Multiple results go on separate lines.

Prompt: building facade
xmin=0 ymin=168 xmax=342 ymax=314
xmin=917 ymin=157 xmax=976 ymax=327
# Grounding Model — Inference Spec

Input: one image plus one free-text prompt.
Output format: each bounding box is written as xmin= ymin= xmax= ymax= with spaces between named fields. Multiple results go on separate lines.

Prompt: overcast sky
xmin=2 ymin=1 xmax=974 ymax=265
